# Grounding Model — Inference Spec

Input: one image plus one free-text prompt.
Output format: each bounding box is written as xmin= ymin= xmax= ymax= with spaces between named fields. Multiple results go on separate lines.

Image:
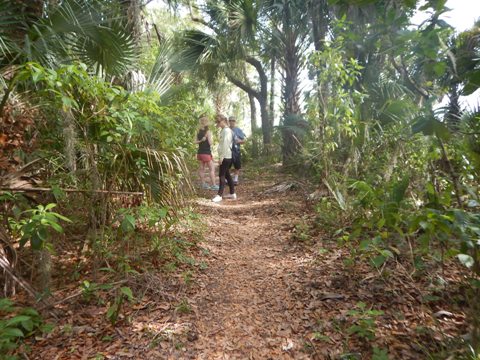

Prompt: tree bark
xmin=36 ymin=248 xmax=51 ymax=295
xmin=269 ymin=57 xmax=276 ymax=131
xmin=246 ymin=57 xmax=271 ymax=145
xmin=121 ymin=0 xmax=142 ymax=42
xmin=63 ymin=110 xmax=77 ymax=176
xmin=248 ymin=93 xmax=259 ymax=157
xmin=280 ymin=25 xmax=304 ymax=164
xmin=309 ymin=0 xmax=329 ymax=52
xmin=249 ymin=93 xmax=257 ymax=132
xmin=227 ymin=70 xmax=271 ymax=145
xmin=446 ymin=84 xmax=461 ymax=130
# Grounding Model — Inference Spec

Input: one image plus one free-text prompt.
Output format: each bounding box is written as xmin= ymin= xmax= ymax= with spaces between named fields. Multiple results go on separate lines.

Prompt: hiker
xmin=212 ymin=115 xmax=236 ymax=203
xmin=194 ymin=115 xmax=218 ymax=190
xmin=228 ymin=116 xmax=246 ymax=185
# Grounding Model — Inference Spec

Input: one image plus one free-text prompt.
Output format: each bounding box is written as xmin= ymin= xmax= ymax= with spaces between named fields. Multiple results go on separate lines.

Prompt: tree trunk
xmin=309 ymin=0 xmax=329 ymax=161
xmin=227 ymin=56 xmax=271 ymax=146
xmin=249 ymin=94 xmax=257 ymax=132
xmin=36 ymin=248 xmax=51 ymax=295
xmin=248 ymin=93 xmax=259 ymax=157
xmin=281 ymin=25 xmax=303 ymax=165
xmin=227 ymin=76 xmax=270 ymax=145
xmin=246 ymin=56 xmax=271 ymax=145
xmin=121 ymin=0 xmax=142 ymax=42
xmin=63 ymin=110 xmax=77 ymax=176
xmin=309 ymin=0 xmax=329 ymax=52
xmin=214 ymin=91 xmax=226 ymax=115
xmin=446 ymin=84 xmax=461 ymax=130
xmin=269 ymin=56 xmax=276 ymax=131
xmin=7 ymin=0 xmax=44 ymax=46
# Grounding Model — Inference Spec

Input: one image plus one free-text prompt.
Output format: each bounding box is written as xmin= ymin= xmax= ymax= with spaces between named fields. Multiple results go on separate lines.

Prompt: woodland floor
xmin=21 ymin=164 xmax=469 ymax=359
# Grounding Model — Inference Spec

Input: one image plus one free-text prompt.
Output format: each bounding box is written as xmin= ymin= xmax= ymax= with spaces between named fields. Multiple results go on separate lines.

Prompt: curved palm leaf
xmin=1 ymin=0 xmax=137 ymax=77
xmin=146 ymin=36 xmax=177 ymax=96
xmin=106 ymin=145 xmax=191 ymax=208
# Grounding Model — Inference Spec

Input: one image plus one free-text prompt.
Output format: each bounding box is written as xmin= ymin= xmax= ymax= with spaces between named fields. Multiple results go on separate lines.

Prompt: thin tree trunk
xmin=309 ymin=0 xmax=328 ymax=160
xmin=63 ymin=110 xmax=77 ymax=176
xmin=36 ymin=248 xmax=51 ymax=295
xmin=437 ymin=136 xmax=463 ymax=208
xmin=246 ymin=56 xmax=271 ymax=145
xmin=248 ymin=93 xmax=259 ymax=157
xmin=227 ymin=61 xmax=271 ymax=146
xmin=309 ymin=0 xmax=328 ymax=52
xmin=249 ymin=94 xmax=257 ymax=132
xmin=269 ymin=57 xmax=276 ymax=131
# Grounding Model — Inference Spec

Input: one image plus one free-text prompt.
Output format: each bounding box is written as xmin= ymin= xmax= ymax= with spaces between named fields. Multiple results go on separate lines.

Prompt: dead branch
xmin=1 ymin=187 xmax=143 ymax=196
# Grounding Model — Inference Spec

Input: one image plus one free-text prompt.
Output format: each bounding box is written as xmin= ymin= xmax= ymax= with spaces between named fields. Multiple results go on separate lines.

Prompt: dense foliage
xmin=0 ymin=0 xmax=479 ymax=358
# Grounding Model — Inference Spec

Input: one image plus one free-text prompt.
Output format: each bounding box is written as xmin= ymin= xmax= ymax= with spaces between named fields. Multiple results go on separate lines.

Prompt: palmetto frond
xmin=147 ymin=37 xmax=176 ymax=96
xmin=369 ymin=75 xmax=416 ymax=126
xmin=72 ymin=24 xmax=136 ymax=77
xmin=176 ymin=30 xmax=220 ymax=70
xmin=106 ymin=146 xmax=191 ymax=208
xmin=1 ymin=0 xmax=137 ymax=77
xmin=227 ymin=0 xmax=259 ymax=44
xmin=39 ymin=1 xmax=136 ymax=76
xmin=174 ymin=29 xmax=225 ymax=85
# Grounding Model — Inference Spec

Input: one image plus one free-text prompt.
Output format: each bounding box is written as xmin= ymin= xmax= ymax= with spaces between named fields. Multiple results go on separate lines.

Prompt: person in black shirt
xmin=194 ymin=115 xmax=218 ymax=190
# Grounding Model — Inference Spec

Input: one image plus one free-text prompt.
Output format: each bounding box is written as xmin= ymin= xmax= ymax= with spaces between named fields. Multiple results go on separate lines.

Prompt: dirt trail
xmin=186 ymin=172 xmax=316 ymax=359
xmin=26 ymin=168 xmax=326 ymax=360
xmin=32 ymin=165 xmax=432 ymax=360
xmin=23 ymin=167 xmax=466 ymax=359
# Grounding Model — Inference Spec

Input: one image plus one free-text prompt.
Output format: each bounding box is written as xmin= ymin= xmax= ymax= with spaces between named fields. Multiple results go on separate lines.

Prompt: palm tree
xmin=308 ymin=0 xmax=329 ymax=52
xmin=443 ymin=24 xmax=480 ymax=129
xmin=176 ymin=0 xmax=273 ymax=145
xmin=267 ymin=0 xmax=310 ymax=164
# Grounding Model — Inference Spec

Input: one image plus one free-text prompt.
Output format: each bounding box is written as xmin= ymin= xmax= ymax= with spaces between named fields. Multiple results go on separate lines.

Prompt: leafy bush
xmin=17 ymin=204 xmax=71 ymax=250
xmin=0 ymin=299 xmax=53 ymax=359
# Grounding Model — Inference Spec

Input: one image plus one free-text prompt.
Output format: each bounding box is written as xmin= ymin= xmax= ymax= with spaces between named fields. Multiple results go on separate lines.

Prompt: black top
xmin=197 ymin=128 xmax=211 ymax=155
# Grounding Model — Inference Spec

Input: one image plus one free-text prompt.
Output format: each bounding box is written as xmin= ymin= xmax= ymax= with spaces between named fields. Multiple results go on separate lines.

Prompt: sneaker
xmin=212 ymin=195 xmax=222 ymax=203
xmin=210 ymin=185 xmax=219 ymax=190
xmin=223 ymin=193 xmax=237 ymax=200
xmin=201 ymin=183 xmax=210 ymax=189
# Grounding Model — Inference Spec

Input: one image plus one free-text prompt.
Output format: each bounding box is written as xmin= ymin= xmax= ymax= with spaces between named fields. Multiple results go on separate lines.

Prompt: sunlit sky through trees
xmin=146 ymin=0 xmax=480 ymax=127
xmin=413 ymin=0 xmax=480 ymax=110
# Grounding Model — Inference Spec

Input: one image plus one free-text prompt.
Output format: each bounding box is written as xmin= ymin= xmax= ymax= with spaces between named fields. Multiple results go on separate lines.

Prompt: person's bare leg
xmin=232 ymin=168 xmax=240 ymax=183
xmin=208 ymin=160 xmax=216 ymax=186
xmin=198 ymin=161 xmax=206 ymax=185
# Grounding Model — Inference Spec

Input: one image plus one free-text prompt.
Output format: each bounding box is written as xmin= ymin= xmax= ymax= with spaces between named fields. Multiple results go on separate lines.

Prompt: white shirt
xmin=217 ymin=127 xmax=233 ymax=161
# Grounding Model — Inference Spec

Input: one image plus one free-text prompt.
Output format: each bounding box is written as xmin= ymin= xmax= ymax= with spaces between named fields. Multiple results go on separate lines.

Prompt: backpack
xmin=231 ymin=132 xmax=240 ymax=162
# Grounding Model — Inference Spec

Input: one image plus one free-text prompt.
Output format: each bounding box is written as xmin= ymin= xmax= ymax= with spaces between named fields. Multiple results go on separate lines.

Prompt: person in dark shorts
xmin=194 ymin=115 xmax=218 ymax=190
xmin=228 ymin=116 xmax=246 ymax=185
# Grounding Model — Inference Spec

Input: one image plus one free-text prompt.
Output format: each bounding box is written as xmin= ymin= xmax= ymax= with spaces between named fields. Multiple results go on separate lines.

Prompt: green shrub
xmin=0 ymin=299 xmax=53 ymax=359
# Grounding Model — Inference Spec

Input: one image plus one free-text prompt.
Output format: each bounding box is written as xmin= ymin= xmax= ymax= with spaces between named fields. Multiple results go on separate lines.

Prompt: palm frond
xmin=72 ymin=23 xmax=137 ymax=77
xmin=4 ymin=0 xmax=137 ymax=77
xmin=227 ymin=0 xmax=259 ymax=44
xmin=104 ymin=145 xmax=192 ymax=209
xmin=0 ymin=0 xmax=25 ymax=60
xmin=147 ymin=36 xmax=176 ymax=96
